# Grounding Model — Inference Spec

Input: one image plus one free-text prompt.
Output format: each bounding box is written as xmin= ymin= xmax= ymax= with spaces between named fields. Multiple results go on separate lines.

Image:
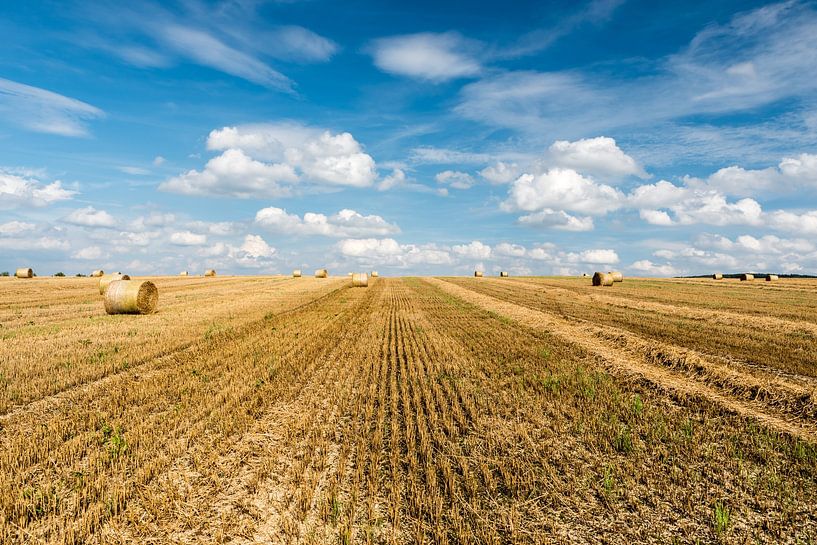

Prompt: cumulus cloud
xmin=369 ymin=32 xmax=481 ymax=82
xmin=170 ymin=231 xmax=207 ymax=246
xmin=0 ymin=171 xmax=76 ymax=209
xmin=73 ymin=246 xmax=104 ymax=260
xmin=630 ymin=259 xmax=678 ymax=276
xmin=160 ymin=148 xmax=298 ymax=198
xmin=239 ymin=234 xmax=276 ymax=258
xmin=546 ymin=136 xmax=649 ymax=179
xmin=255 ymin=207 xmax=400 ymax=237
xmin=64 ymin=207 xmax=116 ymax=228
xmin=0 ymin=221 xmax=36 ymax=235
xmin=479 ymin=162 xmax=519 ymax=184
xmin=639 ymin=209 xmax=674 ymax=226
xmin=503 ymin=168 xmax=623 ymax=215
xmin=518 ymin=209 xmax=594 ymax=231
xmin=452 ymin=240 xmax=492 ymax=260
xmin=161 ymin=123 xmax=377 ymax=198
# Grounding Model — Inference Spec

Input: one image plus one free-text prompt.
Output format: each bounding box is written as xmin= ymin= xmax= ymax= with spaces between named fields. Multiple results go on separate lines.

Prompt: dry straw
xmin=179 ymin=271 xmax=189 ymax=276
xmin=713 ymin=273 xmax=723 ymax=280
xmin=315 ymin=269 xmax=328 ymax=278
xmin=90 ymin=270 xmax=104 ymax=278
xmin=99 ymin=273 xmax=130 ymax=295
xmin=352 ymin=273 xmax=369 ymax=287
xmin=204 ymin=269 xmax=216 ymax=277
xmin=592 ymin=272 xmax=614 ymax=286
xmin=371 ymin=271 xmax=379 ymax=278
xmin=609 ymin=271 xmax=624 ymax=282
xmin=500 ymin=271 xmax=509 ymax=277
xmin=740 ymin=273 xmax=754 ymax=281
xmin=766 ymin=274 xmax=779 ymax=281
xmin=292 ymin=269 xmax=302 ymax=278
xmin=104 ymin=280 xmax=158 ymax=315
xmin=474 ymin=271 xmax=484 ymax=277
xmin=15 ymin=268 xmax=33 ymax=279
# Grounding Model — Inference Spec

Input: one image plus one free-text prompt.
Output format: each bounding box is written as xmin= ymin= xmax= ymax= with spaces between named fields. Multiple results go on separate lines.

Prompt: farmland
xmin=1 ymin=275 xmax=816 ymax=544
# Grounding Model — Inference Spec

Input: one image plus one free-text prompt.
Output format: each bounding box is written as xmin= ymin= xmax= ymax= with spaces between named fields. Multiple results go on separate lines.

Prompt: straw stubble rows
xmin=0 ymin=275 xmax=815 ymax=544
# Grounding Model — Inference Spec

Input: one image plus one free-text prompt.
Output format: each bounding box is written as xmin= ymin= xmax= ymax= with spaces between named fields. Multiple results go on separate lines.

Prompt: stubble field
xmin=1 ymin=274 xmax=816 ymax=544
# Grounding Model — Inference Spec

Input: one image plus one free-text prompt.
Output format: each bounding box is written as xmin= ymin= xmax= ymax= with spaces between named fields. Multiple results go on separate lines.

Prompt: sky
xmin=2 ymin=0 xmax=817 ymax=277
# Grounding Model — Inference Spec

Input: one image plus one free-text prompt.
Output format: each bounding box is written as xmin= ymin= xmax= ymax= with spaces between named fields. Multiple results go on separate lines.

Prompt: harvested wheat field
xmin=1 ymin=275 xmax=816 ymax=544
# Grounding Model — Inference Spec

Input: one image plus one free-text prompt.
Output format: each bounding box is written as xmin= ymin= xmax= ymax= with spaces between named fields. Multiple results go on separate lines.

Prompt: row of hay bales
xmin=712 ymin=273 xmax=779 ymax=281
xmin=474 ymin=271 xmax=511 ymax=277
xmin=592 ymin=271 xmax=624 ymax=286
xmin=301 ymin=269 xmax=378 ymax=280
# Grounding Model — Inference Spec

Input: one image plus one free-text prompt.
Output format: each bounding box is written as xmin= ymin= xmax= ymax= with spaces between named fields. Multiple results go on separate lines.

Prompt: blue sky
xmin=2 ymin=0 xmax=817 ymax=276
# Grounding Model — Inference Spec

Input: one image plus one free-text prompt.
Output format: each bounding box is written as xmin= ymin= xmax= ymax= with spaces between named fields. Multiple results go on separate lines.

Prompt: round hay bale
xmin=348 ymin=272 xmax=353 ymax=276
xmin=90 ymin=270 xmax=104 ymax=278
xmin=474 ymin=271 xmax=484 ymax=277
xmin=15 ymin=268 xmax=33 ymax=278
xmin=592 ymin=272 xmax=614 ymax=286
xmin=292 ymin=269 xmax=302 ymax=278
xmin=315 ymin=269 xmax=328 ymax=278
xmin=179 ymin=271 xmax=189 ymax=276
xmin=104 ymin=280 xmax=158 ymax=315
xmin=766 ymin=274 xmax=779 ymax=281
xmin=352 ymin=273 xmax=369 ymax=287
xmin=712 ymin=273 xmax=723 ymax=280
xmin=739 ymin=273 xmax=754 ymax=281
xmin=370 ymin=271 xmax=379 ymax=278
xmin=608 ymin=271 xmax=624 ymax=282
xmin=500 ymin=271 xmax=509 ymax=277
xmin=581 ymin=273 xmax=588 ymax=277
xmin=204 ymin=269 xmax=216 ymax=277
xmin=99 ymin=273 xmax=130 ymax=295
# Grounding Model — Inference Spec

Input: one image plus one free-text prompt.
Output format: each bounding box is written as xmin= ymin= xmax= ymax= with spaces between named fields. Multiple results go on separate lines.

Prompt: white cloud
xmin=0 ymin=221 xmax=36 ymax=235
xmin=337 ymin=238 xmax=402 ymax=258
xmin=567 ymin=249 xmax=619 ymax=264
xmin=369 ymin=32 xmax=481 ymax=82
xmin=410 ymin=147 xmax=491 ymax=165
xmin=255 ymin=207 xmax=400 ymax=237
xmin=494 ymin=242 xmax=527 ymax=257
xmin=518 ymin=209 xmax=594 ymax=231
xmin=118 ymin=166 xmax=151 ymax=175
xmin=546 ymin=137 xmax=649 ymax=179
xmin=377 ymin=168 xmax=447 ymax=195
xmin=163 ymin=123 xmax=378 ymax=198
xmin=157 ymin=24 xmax=293 ymax=91
xmin=170 ymin=231 xmax=207 ymax=246
xmin=480 ymin=162 xmax=519 ymax=184
xmin=503 ymin=168 xmax=623 ymax=215
xmin=0 ymin=172 xmax=76 ymax=209
xmin=631 ymin=259 xmax=678 ymax=276
xmin=0 ymin=78 xmax=103 ymax=137
xmin=73 ymin=246 xmax=104 ymax=260
xmin=639 ymin=209 xmax=674 ymax=226
xmin=265 ymin=26 xmax=338 ymax=63
xmin=160 ymin=148 xmax=298 ymax=198
xmin=64 ymin=207 xmax=116 ymax=228
xmin=435 ymin=170 xmax=475 ymax=189
xmin=239 ymin=234 xmax=276 ymax=258
xmin=452 ymin=240 xmax=492 ymax=260
xmin=153 ymin=156 xmax=166 ymax=166
xmin=455 ymin=3 xmax=817 ymax=137
xmin=0 ymin=236 xmax=68 ymax=251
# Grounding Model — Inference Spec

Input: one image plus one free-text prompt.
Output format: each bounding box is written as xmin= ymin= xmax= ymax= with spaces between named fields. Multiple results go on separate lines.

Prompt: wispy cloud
xmin=456 ymin=2 xmax=817 ymax=138
xmin=0 ymin=78 xmax=103 ymax=137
